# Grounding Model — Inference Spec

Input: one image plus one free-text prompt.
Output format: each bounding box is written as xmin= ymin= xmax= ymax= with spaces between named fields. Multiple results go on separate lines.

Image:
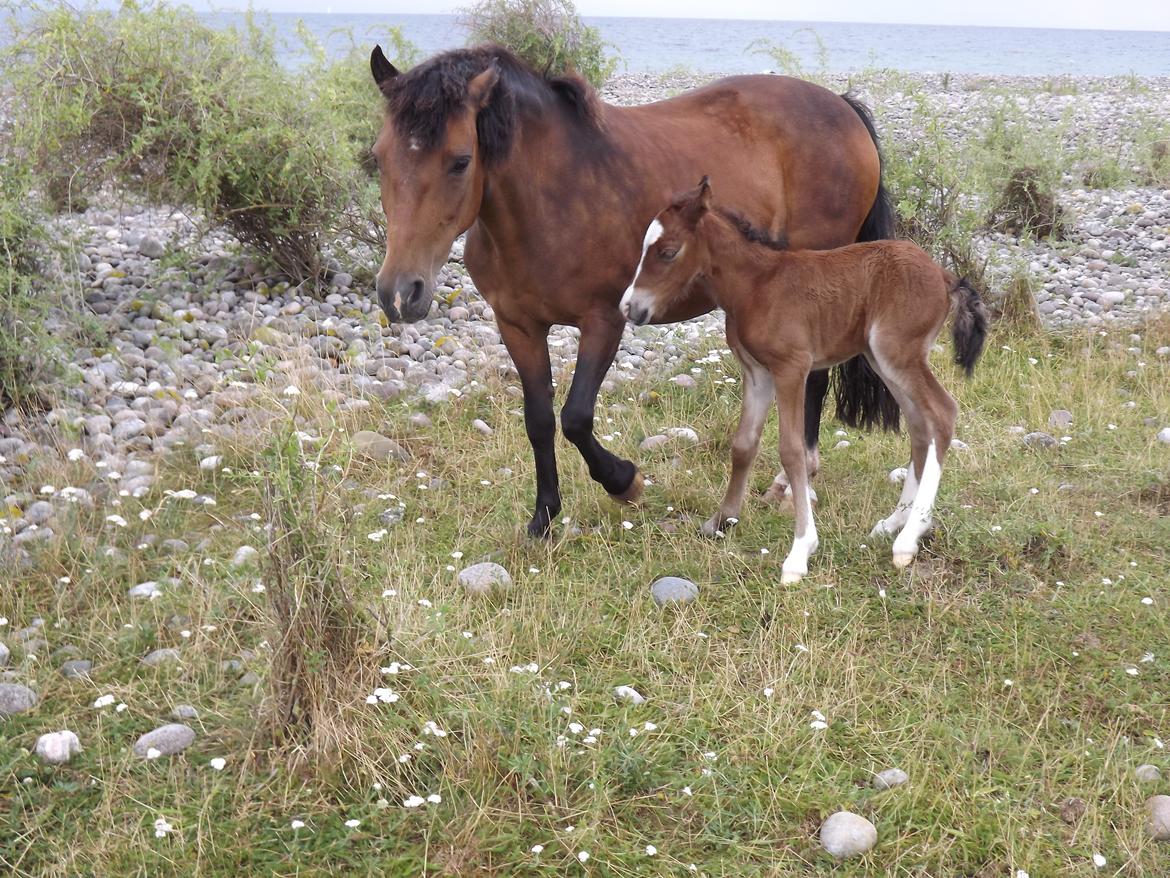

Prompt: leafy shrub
xmin=0 ymin=161 xmax=50 ymax=410
xmin=747 ymin=29 xmax=829 ymax=81
xmin=988 ymin=167 xmax=1066 ymax=239
xmin=2 ymin=1 xmax=415 ymax=282
xmin=460 ymin=0 xmax=618 ymax=87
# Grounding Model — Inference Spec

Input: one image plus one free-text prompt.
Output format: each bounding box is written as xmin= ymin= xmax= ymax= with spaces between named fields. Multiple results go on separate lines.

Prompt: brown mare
xmin=621 ymin=178 xmax=988 ymax=580
xmin=368 ymin=45 xmax=899 ymax=536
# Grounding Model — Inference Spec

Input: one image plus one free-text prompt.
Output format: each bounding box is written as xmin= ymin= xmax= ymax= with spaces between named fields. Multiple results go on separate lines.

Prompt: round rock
xmin=650 ymin=576 xmax=699 ymax=607
xmin=133 ymin=723 xmax=196 ymax=758
xmin=1023 ymin=431 xmax=1058 ymax=449
xmin=35 ymin=730 xmax=82 ymax=765
xmin=61 ymin=659 xmax=93 ymax=678
xmin=0 ymin=683 xmax=39 ymax=716
xmin=0 ymin=642 xmax=9 ymax=667
xmin=171 ymin=704 xmax=199 ymax=721
xmin=457 ymin=562 xmax=512 ymax=595
xmin=872 ymin=767 xmax=909 ymax=790
xmin=1136 ymin=764 xmax=1163 ymax=784
xmin=1147 ymin=795 xmax=1170 ymax=841
xmin=352 ymin=430 xmax=410 ymax=463
xmin=820 ymin=810 xmax=878 ymax=859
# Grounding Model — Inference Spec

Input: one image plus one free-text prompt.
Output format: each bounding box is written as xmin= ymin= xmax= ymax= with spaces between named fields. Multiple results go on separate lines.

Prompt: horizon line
xmin=194 ymin=7 xmax=1170 ymax=34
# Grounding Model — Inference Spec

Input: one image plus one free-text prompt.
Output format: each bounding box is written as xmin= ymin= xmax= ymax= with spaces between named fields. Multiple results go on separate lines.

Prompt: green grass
xmin=2 ymin=319 xmax=1169 ymax=876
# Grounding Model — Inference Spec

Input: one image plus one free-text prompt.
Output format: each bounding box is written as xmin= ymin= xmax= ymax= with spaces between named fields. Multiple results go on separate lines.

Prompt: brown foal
xmin=622 ymin=178 xmax=988 ymax=580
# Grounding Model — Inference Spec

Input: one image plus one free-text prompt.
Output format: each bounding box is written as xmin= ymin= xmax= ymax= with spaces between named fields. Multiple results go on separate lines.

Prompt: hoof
xmin=700 ymin=517 xmax=723 ymax=538
xmin=870 ymin=520 xmax=895 ymax=539
xmin=609 ymin=470 xmax=645 ymax=505
xmin=780 ymin=569 xmax=804 ymax=585
xmin=892 ymin=551 xmax=915 ymax=569
xmin=762 ymin=482 xmax=818 ymax=513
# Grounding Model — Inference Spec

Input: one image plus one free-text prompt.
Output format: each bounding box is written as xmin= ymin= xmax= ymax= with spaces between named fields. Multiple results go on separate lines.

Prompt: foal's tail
xmin=950 ymin=277 xmax=990 ymax=376
xmin=833 ymin=93 xmax=901 ymax=433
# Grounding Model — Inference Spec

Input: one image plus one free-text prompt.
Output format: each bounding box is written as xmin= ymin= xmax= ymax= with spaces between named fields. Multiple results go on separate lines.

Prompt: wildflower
xmin=345 ymin=819 xmax=361 ymax=828
xmin=577 ymin=851 xmax=590 ymax=863
xmin=153 ymin=817 xmax=173 ymax=838
xmin=403 ymin=796 xmax=425 ymax=808
xmin=93 ymin=694 xmax=115 ymax=708
xmin=426 ymin=794 xmax=441 ymax=804
xmin=531 ymin=844 xmax=544 ymax=854
xmin=209 ymin=757 xmax=226 ymax=771
xmin=290 ymin=819 xmax=306 ymax=830
xmin=646 ymin=844 xmax=657 ymax=856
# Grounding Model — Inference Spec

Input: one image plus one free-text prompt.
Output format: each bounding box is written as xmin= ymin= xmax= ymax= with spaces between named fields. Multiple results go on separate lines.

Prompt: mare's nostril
xmin=408 ymin=278 xmax=425 ymax=304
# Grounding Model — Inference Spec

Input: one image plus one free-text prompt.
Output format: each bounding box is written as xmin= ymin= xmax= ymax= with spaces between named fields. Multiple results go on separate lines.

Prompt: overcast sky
xmin=229 ymin=0 xmax=1168 ymax=30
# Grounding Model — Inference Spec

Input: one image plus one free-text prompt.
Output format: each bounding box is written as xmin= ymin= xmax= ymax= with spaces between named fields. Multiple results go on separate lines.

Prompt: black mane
xmin=380 ymin=45 xmax=601 ymax=167
xmin=716 ymin=207 xmax=789 ymax=251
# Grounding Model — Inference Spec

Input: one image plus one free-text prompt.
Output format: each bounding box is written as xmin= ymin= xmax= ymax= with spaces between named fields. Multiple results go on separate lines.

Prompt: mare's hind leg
xmin=772 ymin=358 xmax=819 ymax=584
xmin=560 ymin=311 xmax=642 ymax=503
xmin=762 ymin=370 xmax=824 ymax=511
xmin=701 ymin=348 xmax=774 ymax=537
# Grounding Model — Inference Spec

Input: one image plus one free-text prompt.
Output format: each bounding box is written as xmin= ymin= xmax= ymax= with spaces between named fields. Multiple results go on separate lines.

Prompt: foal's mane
xmin=714 ymin=207 xmax=789 ymax=251
xmin=380 ymin=45 xmax=603 ymax=167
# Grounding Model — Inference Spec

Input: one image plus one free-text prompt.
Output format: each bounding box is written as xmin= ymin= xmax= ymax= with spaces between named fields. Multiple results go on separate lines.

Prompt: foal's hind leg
xmin=701 ymin=349 xmax=774 ymax=537
xmin=891 ymin=368 xmax=957 ymax=567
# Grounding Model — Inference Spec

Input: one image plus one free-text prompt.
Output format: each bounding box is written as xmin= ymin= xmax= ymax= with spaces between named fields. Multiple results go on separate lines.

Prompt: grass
xmin=2 ymin=314 xmax=1168 ymax=875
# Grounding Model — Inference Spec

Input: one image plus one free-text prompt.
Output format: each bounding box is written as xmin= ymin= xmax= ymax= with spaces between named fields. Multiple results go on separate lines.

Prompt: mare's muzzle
xmin=375 ymin=273 xmax=433 ymax=323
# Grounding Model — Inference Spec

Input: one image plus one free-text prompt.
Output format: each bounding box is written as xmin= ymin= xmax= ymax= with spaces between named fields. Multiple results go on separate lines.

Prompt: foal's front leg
xmin=701 ymin=352 xmax=774 ymax=537
xmin=773 ymin=360 xmax=819 ymax=584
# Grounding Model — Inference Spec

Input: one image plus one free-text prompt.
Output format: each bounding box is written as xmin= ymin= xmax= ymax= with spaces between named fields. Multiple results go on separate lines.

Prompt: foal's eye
xmin=659 ymin=247 xmax=679 ymax=262
xmin=450 ymin=155 xmax=472 ymax=175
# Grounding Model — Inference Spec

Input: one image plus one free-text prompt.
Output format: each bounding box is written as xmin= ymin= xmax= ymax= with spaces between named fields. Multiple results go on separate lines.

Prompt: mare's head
xmin=620 ymin=177 xmax=713 ymax=326
xmin=369 ymin=45 xmax=510 ymax=322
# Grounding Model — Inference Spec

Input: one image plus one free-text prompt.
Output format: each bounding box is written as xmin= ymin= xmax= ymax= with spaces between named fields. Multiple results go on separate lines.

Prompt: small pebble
xmin=35 ymin=730 xmax=81 ymax=765
xmin=650 ymin=576 xmax=698 ymax=606
xmin=872 ymin=767 xmax=909 ymax=790
xmin=820 ymin=811 xmax=877 ymax=859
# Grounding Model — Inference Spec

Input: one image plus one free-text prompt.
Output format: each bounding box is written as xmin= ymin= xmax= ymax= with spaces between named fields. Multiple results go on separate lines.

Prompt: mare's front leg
xmin=560 ymin=311 xmax=642 ymax=503
xmin=497 ymin=317 xmax=561 ymax=537
xmin=773 ymin=359 xmax=819 ymax=584
xmin=701 ymin=347 xmax=774 ymax=537
xmin=762 ymin=369 xmax=825 ymax=510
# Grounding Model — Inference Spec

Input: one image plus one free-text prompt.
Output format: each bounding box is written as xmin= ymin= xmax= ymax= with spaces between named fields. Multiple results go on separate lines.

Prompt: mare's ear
xmin=467 ymin=60 xmax=501 ymax=110
xmin=370 ymin=45 xmax=400 ymax=91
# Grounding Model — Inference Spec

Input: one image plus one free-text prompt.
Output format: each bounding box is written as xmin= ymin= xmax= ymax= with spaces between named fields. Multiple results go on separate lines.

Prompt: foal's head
xmin=619 ymin=177 xmax=713 ymax=326
xmin=369 ymin=46 xmax=505 ymax=322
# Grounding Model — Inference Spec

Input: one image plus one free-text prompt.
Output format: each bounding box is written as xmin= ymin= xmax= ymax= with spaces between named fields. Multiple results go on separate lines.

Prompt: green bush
xmin=460 ymin=0 xmax=618 ymax=87
xmin=1 ymin=1 xmax=414 ymax=282
xmin=0 ymin=161 xmax=51 ymax=410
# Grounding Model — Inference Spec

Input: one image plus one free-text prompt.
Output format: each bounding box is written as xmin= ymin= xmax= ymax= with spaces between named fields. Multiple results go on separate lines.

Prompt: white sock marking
xmin=781 ymin=481 xmax=819 ymax=583
xmin=893 ymin=440 xmax=941 ymax=565
xmin=872 ymin=459 xmax=918 ymax=536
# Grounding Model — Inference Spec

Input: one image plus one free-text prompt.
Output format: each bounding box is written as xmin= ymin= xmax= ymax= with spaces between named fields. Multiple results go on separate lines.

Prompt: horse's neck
xmin=706 ymin=219 xmax=789 ymax=313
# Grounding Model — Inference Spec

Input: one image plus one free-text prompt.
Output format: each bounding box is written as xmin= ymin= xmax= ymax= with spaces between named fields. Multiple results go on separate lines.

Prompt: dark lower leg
xmin=498 ymin=319 xmax=560 ymax=536
xmin=560 ymin=318 xmax=639 ymax=498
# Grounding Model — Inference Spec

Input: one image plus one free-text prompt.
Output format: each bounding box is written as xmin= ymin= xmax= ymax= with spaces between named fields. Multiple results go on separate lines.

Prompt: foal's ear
xmin=370 ymin=45 xmax=400 ymax=90
xmin=681 ymin=176 xmax=712 ymax=227
xmin=467 ymin=60 xmax=501 ymax=110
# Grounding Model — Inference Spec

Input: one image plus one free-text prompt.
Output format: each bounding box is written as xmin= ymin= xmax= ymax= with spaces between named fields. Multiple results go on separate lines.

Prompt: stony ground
xmin=2 ymin=70 xmax=1170 ymax=875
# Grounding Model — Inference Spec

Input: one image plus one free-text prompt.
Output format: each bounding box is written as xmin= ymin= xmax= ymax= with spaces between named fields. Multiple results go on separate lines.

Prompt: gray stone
xmin=0 ymin=642 xmax=8 ymax=667
xmin=872 ymin=767 xmax=909 ymax=790
xmin=820 ymin=811 xmax=878 ymax=859
xmin=138 ymin=237 xmax=165 ymax=259
xmin=1147 ymin=795 xmax=1170 ymax=841
xmin=669 ymin=374 xmax=697 ymax=389
xmin=1048 ymin=409 xmax=1074 ymax=428
xmin=1157 ymin=427 xmax=1170 ymax=444
xmin=1136 ymin=764 xmax=1162 ymax=784
xmin=613 ymin=685 xmax=646 ymax=705
xmin=409 ymin=412 xmax=433 ymax=429
xmin=172 ymin=704 xmax=199 ymax=720
xmin=640 ymin=434 xmax=670 ymax=451
xmin=0 ymin=682 xmax=38 ymax=716
xmin=1023 ymin=431 xmax=1058 ymax=449
xmin=379 ymin=507 xmax=405 ymax=527
xmin=471 ymin=418 xmax=493 ymax=436
xmin=61 ymin=659 xmax=93 ymax=678
xmin=133 ymin=723 xmax=196 ymax=758
xmin=352 ymin=430 xmax=410 ymax=463
xmin=23 ymin=500 xmax=54 ymax=525
xmin=141 ymin=647 xmax=181 ymax=667
xmin=35 ymin=730 xmax=81 ymax=765
xmin=128 ymin=580 xmax=163 ymax=600
xmin=231 ymin=545 xmax=259 ymax=567
xmin=457 ymin=562 xmax=512 ymax=595
xmin=650 ymin=576 xmax=699 ymax=607
xmin=112 ymin=417 xmax=147 ymax=441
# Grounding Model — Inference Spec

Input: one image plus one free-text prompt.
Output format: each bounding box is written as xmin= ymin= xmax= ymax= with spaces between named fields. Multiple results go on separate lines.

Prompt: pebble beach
xmin=3 ymin=69 xmax=1170 ymax=551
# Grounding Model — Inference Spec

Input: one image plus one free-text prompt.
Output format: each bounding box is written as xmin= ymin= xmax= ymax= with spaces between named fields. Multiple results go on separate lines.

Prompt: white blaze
xmin=621 ymin=218 xmax=664 ymax=320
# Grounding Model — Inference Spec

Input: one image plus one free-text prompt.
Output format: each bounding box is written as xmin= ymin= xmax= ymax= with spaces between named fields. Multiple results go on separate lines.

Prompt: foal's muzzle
xmin=375 ymin=273 xmax=433 ymax=323
xmin=626 ymin=303 xmax=651 ymax=326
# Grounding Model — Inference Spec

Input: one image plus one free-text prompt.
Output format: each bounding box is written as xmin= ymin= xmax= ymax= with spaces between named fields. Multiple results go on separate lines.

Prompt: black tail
xmin=832 ymin=93 xmax=901 ymax=433
xmin=951 ymin=278 xmax=989 ymax=376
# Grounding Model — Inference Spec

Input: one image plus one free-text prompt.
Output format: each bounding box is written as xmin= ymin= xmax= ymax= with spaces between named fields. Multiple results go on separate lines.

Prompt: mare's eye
xmin=450 ymin=155 xmax=472 ymax=175
xmin=659 ymin=247 xmax=679 ymax=262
